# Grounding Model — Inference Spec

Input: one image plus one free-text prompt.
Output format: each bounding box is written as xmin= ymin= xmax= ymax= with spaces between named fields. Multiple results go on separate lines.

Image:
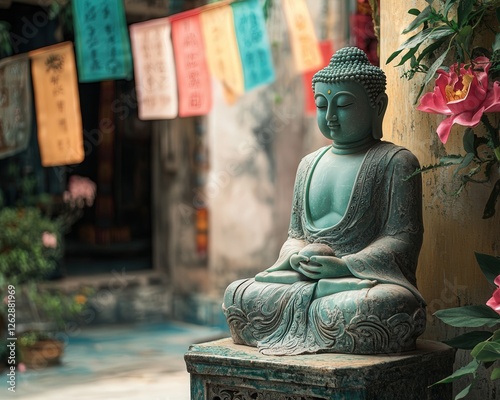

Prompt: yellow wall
xmin=380 ymin=0 xmax=499 ymax=340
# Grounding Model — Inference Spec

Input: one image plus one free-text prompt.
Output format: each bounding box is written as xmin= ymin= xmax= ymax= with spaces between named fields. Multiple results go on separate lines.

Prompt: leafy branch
xmin=386 ymin=0 xmax=500 ymax=103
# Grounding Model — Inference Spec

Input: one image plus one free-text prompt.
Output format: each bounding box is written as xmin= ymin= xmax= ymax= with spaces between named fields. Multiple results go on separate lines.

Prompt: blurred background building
xmin=0 ymin=0 xmax=375 ymax=328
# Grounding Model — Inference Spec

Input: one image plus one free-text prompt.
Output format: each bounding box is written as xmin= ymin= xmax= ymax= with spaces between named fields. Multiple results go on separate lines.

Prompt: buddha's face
xmin=314 ymin=81 xmax=375 ymax=146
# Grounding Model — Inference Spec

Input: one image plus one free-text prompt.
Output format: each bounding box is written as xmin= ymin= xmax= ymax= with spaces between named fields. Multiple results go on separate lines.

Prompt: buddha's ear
xmin=375 ymin=92 xmax=388 ymax=118
xmin=372 ymin=93 xmax=388 ymax=140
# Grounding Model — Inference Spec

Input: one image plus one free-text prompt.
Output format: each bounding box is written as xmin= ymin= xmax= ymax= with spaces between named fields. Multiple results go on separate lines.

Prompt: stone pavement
xmin=5 ymin=322 xmax=228 ymax=400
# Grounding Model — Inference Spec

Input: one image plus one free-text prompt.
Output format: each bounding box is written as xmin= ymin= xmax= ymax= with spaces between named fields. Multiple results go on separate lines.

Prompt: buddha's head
xmin=312 ymin=47 xmax=388 ymax=147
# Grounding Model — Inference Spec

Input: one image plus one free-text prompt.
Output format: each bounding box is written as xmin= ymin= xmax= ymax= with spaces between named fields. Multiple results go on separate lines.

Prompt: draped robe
xmin=223 ymin=141 xmax=426 ymax=355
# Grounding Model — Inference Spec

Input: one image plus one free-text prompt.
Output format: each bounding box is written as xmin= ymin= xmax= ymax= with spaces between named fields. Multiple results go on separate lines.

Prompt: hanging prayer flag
xmin=129 ymin=18 xmax=178 ymax=120
xmin=171 ymin=13 xmax=212 ymax=117
xmin=73 ymin=0 xmax=132 ymax=82
xmin=304 ymin=40 xmax=333 ymax=115
xmin=232 ymin=0 xmax=275 ymax=91
xmin=200 ymin=5 xmax=244 ymax=101
xmin=282 ymin=0 xmax=322 ymax=72
xmin=0 ymin=54 xmax=32 ymax=160
xmin=30 ymin=42 xmax=84 ymax=167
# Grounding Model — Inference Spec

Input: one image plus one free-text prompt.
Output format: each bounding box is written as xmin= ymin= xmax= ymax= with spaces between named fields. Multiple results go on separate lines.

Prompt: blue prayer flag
xmin=73 ymin=0 xmax=132 ymax=82
xmin=231 ymin=0 xmax=275 ymax=91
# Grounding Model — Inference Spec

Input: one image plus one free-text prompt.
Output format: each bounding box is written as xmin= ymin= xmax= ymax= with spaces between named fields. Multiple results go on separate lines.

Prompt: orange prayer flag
xmin=171 ymin=13 xmax=212 ymax=117
xmin=200 ymin=5 xmax=244 ymax=101
xmin=304 ymin=40 xmax=334 ymax=115
xmin=282 ymin=0 xmax=322 ymax=72
xmin=129 ymin=18 xmax=178 ymax=120
xmin=29 ymin=42 xmax=84 ymax=167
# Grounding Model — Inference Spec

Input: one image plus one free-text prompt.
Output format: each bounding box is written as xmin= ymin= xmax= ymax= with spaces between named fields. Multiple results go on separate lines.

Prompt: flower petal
xmin=436 ymin=115 xmax=457 ymax=144
xmin=453 ymin=107 xmax=484 ymax=128
xmin=483 ymin=82 xmax=500 ymax=113
xmin=494 ymin=275 xmax=500 ymax=287
xmin=417 ymin=87 xmax=452 ymax=115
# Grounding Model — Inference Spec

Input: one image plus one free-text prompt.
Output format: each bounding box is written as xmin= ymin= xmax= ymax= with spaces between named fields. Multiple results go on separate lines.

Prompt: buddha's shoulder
xmin=374 ymin=141 xmax=420 ymax=169
xmin=299 ymin=146 xmax=329 ymax=167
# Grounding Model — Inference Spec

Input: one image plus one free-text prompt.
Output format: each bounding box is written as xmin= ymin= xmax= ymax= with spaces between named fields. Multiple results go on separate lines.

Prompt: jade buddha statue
xmin=223 ymin=47 xmax=426 ymax=355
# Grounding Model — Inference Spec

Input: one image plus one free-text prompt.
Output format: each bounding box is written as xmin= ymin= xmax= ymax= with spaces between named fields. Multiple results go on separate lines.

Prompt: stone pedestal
xmin=185 ymin=338 xmax=455 ymax=400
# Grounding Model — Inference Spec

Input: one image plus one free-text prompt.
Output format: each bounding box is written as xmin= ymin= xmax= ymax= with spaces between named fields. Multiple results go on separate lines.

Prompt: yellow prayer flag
xmin=282 ymin=0 xmax=322 ymax=72
xmin=30 ymin=42 xmax=84 ymax=167
xmin=200 ymin=5 xmax=244 ymax=100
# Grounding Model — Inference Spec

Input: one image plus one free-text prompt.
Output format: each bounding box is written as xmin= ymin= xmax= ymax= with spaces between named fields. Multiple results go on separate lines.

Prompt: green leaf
xmin=417 ymin=37 xmax=448 ymax=62
xmin=402 ymin=6 xmax=432 ymax=34
xmin=456 ymin=25 xmax=473 ymax=55
xmin=482 ymin=179 xmax=500 ymax=219
xmin=443 ymin=331 xmax=493 ymax=349
xmin=491 ymin=367 xmax=500 ymax=380
xmin=475 ymin=252 xmax=500 ymax=285
xmin=455 ymin=383 xmax=473 ymax=399
xmin=427 ymin=26 xmax=455 ymax=41
xmin=387 ymin=49 xmax=404 ymax=65
xmin=458 ymin=0 xmax=474 ymax=28
xmin=434 ymin=305 xmax=500 ymax=328
xmin=408 ymin=8 xmax=421 ymax=16
xmin=453 ymin=152 xmax=475 ymax=176
xmin=396 ymin=46 xmax=421 ymax=67
xmin=494 ymin=34 xmax=500 ymax=53
xmin=423 ymin=48 xmax=449 ymax=86
xmin=462 ymin=128 xmax=475 ymax=153
xmin=471 ymin=341 xmax=500 ymax=362
xmin=444 ymin=0 xmax=458 ymax=18
xmin=440 ymin=154 xmax=464 ymax=165
xmin=431 ymin=359 xmax=479 ymax=386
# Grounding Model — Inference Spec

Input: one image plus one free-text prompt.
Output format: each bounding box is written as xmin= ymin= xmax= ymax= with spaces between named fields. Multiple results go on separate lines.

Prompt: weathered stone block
xmin=185 ymin=338 xmax=455 ymax=400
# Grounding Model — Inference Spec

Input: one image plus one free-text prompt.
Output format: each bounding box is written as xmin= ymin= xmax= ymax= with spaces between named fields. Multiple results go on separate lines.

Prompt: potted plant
xmin=0 ymin=174 xmax=95 ymax=369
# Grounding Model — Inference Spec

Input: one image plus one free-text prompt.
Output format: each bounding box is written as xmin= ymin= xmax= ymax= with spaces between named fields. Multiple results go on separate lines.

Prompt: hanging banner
xmin=73 ymin=0 xmax=133 ymax=82
xmin=232 ymin=0 xmax=275 ymax=91
xmin=304 ymin=40 xmax=334 ymax=115
xmin=171 ymin=13 xmax=212 ymax=117
xmin=30 ymin=42 xmax=84 ymax=167
xmin=0 ymin=54 xmax=32 ymax=159
xmin=282 ymin=0 xmax=322 ymax=72
xmin=200 ymin=5 xmax=244 ymax=101
xmin=130 ymin=18 xmax=178 ymax=120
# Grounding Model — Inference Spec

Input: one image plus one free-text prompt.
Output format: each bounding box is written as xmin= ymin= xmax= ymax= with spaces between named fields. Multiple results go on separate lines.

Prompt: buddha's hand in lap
xmin=255 ymin=270 xmax=310 ymax=284
xmin=291 ymin=254 xmax=351 ymax=280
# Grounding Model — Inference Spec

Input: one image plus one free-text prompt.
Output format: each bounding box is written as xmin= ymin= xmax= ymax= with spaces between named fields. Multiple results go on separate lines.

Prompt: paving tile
xmin=5 ymin=322 xmax=227 ymax=400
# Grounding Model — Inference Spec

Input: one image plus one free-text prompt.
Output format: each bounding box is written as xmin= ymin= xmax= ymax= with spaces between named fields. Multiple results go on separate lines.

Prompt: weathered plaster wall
xmin=207 ymin=0 xmax=333 ymax=294
xmin=381 ymin=1 xmax=500 ymax=397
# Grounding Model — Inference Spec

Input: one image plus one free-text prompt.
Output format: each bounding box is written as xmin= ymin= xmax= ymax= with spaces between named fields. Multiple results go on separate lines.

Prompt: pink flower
xmin=18 ymin=363 xmax=26 ymax=373
xmin=42 ymin=231 xmax=57 ymax=249
xmin=64 ymin=176 xmax=96 ymax=208
xmin=417 ymin=57 xmax=500 ymax=144
xmin=486 ymin=275 xmax=500 ymax=314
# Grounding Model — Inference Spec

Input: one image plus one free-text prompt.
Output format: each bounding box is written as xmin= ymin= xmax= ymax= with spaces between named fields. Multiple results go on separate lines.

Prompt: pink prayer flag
xmin=304 ymin=40 xmax=334 ymax=115
xmin=171 ymin=13 xmax=212 ymax=117
xmin=129 ymin=18 xmax=178 ymax=120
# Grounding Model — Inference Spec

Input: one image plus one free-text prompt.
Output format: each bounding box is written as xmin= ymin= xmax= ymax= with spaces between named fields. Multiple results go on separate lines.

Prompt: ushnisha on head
xmin=312 ymin=47 xmax=386 ymax=108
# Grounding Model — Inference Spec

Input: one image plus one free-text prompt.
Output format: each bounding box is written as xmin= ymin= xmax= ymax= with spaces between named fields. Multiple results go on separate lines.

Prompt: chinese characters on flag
xmin=29 ymin=42 xmax=84 ymax=167
xmin=73 ymin=0 xmax=132 ymax=82
xmin=232 ymin=0 xmax=275 ymax=91
xmin=0 ymin=54 xmax=32 ymax=159
xmin=130 ymin=19 xmax=178 ymax=120
xmin=282 ymin=0 xmax=322 ymax=73
xmin=171 ymin=12 xmax=212 ymax=118
xmin=201 ymin=5 xmax=244 ymax=103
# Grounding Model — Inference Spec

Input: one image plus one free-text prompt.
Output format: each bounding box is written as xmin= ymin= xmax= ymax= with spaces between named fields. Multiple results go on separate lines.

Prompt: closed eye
xmin=337 ymin=103 xmax=353 ymax=108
